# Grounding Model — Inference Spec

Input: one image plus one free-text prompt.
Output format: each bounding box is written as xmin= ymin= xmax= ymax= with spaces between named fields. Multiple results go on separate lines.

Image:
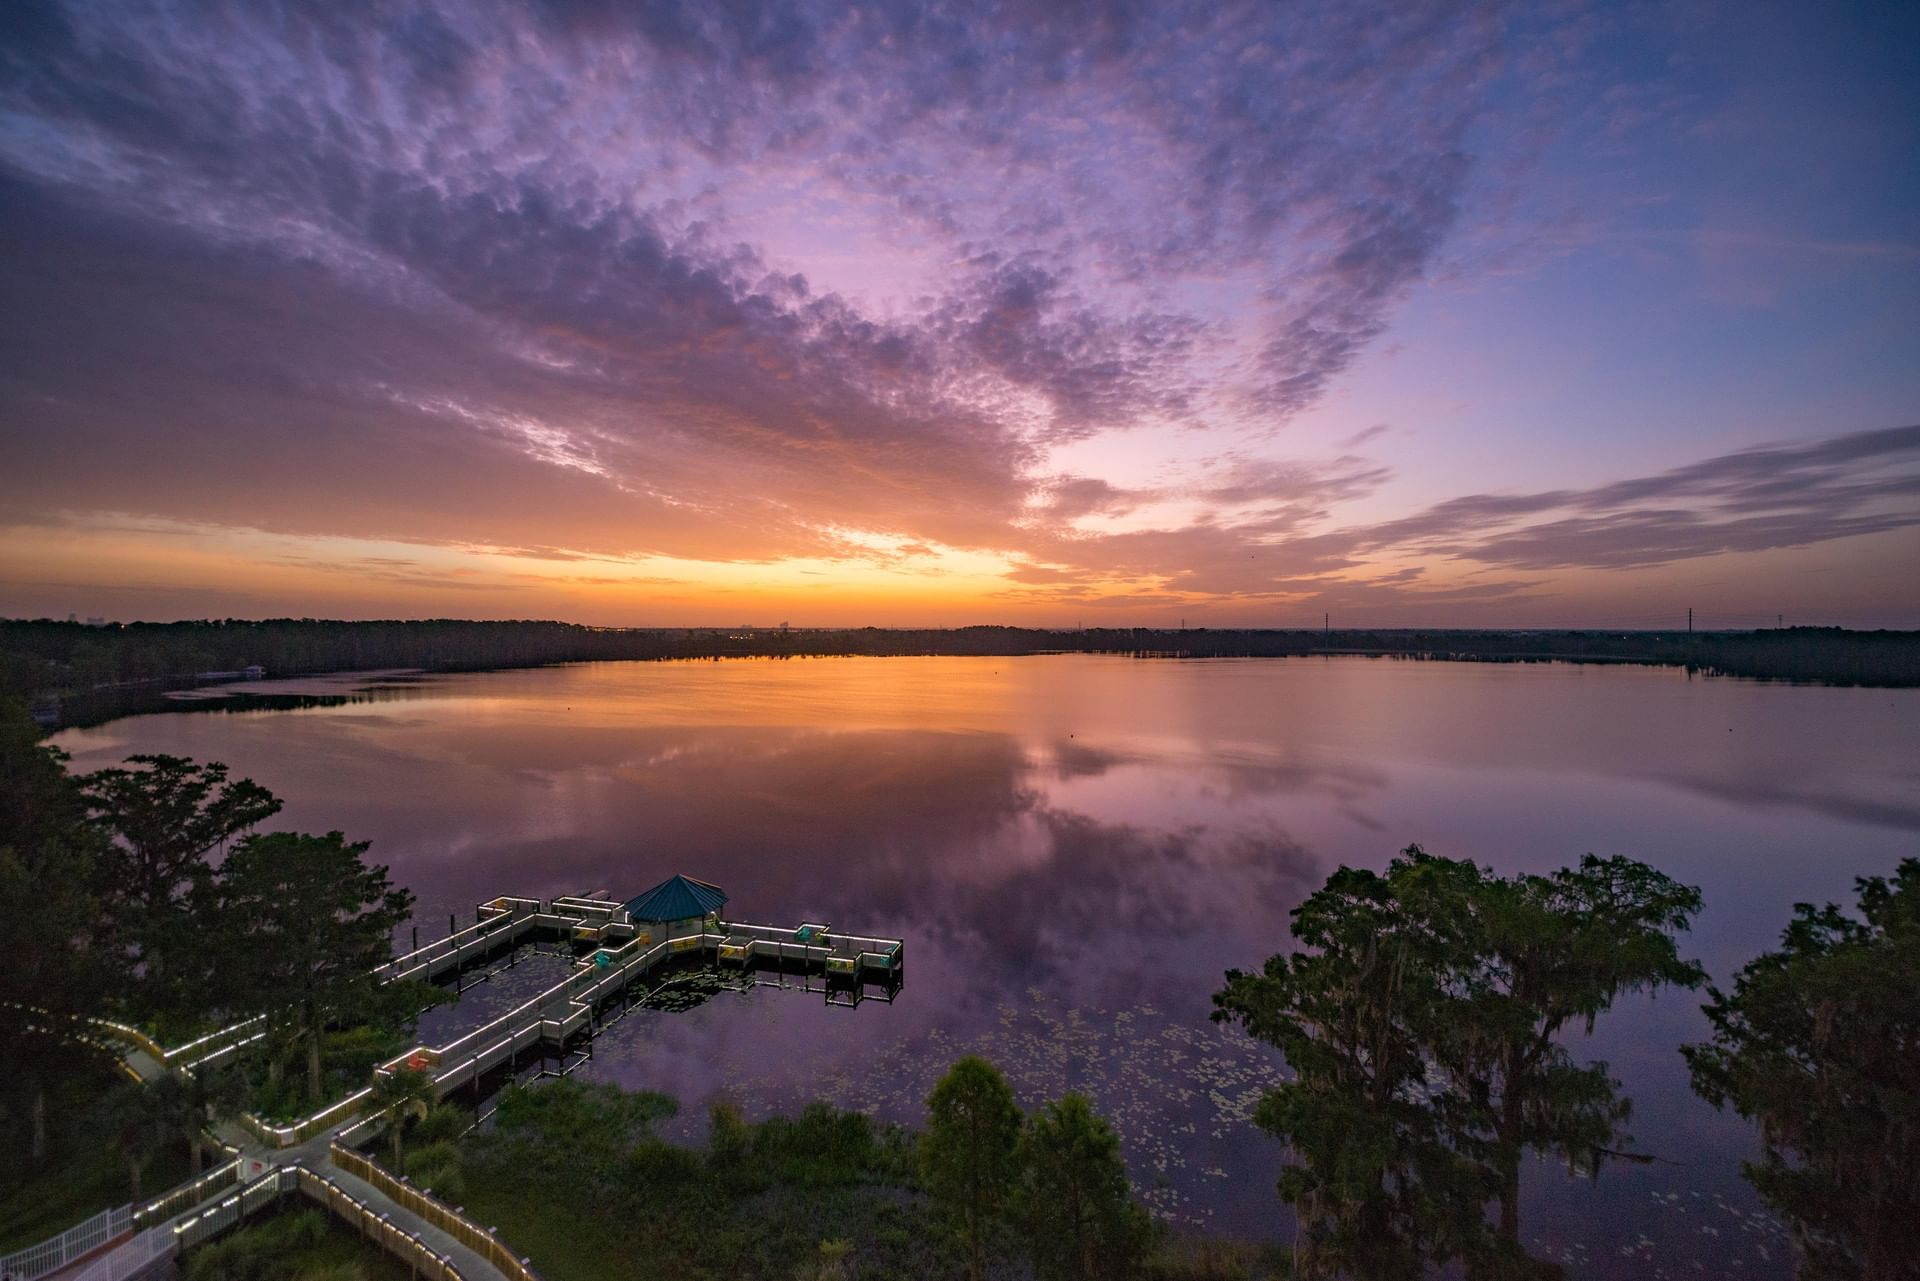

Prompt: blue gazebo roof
xmin=625 ymin=874 xmax=728 ymax=922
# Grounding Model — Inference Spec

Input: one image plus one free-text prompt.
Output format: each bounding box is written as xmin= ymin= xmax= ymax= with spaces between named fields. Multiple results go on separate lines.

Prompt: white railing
xmin=22 ymin=894 xmax=622 ymax=1276
xmin=0 ymin=1204 xmax=132 ymax=1280
xmin=132 ymin=1158 xmax=241 ymax=1228
xmin=716 ymin=919 xmax=898 ymax=960
xmin=376 ymin=901 xmax=537 ymax=983
xmin=168 ymin=1169 xmax=288 ymax=1255
xmin=718 ymin=919 xmax=812 ymax=944
xmin=839 ymin=934 xmax=902 ymax=954
xmin=163 ymin=1014 xmax=268 ymax=1067
xmin=19 ymin=888 xmax=899 ymax=1281
xmin=372 ymin=932 xmax=700 ymax=1101
xmin=88 ymin=895 xmax=897 ymax=1171
xmin=60 ymin=1224 xmax=172 ymax=1281
xmin=178 ymin=1027 xmax=270 ymax=1074
xmin=549 ymin=895 xmax=622 ymax=918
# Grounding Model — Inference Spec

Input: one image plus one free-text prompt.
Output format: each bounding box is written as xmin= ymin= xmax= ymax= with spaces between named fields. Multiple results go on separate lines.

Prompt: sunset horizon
xmin=3 ymin=5 xmax=1918 ymax=1274
xmin=3 ymin=2 xmax=1917 ymax=630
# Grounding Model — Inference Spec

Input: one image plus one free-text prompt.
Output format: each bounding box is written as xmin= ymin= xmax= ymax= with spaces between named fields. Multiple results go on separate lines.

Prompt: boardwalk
xmin=371 ymin=894 xmax=903 ymax=1103
xmin=40 ymin=1136 xmax=512 ymax=1281
xmin=20 ymin=890 xmax=904 ymax=1281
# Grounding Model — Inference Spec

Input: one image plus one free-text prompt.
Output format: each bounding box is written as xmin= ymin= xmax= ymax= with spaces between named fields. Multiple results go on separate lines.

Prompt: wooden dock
xmin=32 ymin=888 xmax=902 ymax=1281
xmin=365 ymin=893 xmax=903 ymax=1107
xmin=113 ymin=891 xmax=901 ymax=1150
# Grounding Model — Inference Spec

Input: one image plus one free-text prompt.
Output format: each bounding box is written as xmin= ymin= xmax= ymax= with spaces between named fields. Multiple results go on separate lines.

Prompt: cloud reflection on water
xmin=49 ymin=657 xmax=1920 ymax=1273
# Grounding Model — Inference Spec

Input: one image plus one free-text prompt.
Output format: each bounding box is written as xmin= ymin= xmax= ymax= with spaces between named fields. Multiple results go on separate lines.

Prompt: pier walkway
xmin=377 ymin=894 xmax=904 ymax=1101
xmin=34 ymin=1125 xmax=516 ymax=1281
xmin=16 ymin=891 xmax=903 ymax=1281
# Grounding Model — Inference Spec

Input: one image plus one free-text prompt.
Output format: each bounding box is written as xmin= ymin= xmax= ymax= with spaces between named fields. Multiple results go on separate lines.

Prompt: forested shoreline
xmin=3 ymin=618 xmax=1917 ymax=725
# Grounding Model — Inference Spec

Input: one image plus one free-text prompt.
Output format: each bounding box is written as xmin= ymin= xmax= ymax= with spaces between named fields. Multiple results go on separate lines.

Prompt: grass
xmin=0 ymin=1060 xmax=194 ymax=1255
xmin=0 ymin=1139 xmax=193 ymax=1254
xmin=420 ymin=1081 xmax=954 ymax=1281
xmin=357 ymin=1079 xmax=1295 ymax=1281
xmin=182 ymin=1204 xmax=417 ymax=1281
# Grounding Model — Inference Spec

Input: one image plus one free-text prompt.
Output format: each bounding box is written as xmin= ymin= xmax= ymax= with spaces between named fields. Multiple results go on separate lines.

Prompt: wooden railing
xmin=330 ymin=1144 xmax=543 ymax=1281
xmin=149 ymin=1165 xmax=472 ymax=1281
xmin=96 ymin=1019 xmax=167 ymax=1062
xmin=292 ymin=1166 xmax=470 ymax=1281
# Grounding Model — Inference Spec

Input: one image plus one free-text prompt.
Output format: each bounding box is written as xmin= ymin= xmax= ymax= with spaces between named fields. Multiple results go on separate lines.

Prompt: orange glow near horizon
xmin=6 ymin=514 xmax=1917 ymax=631
xmin=1 ymin=3 xmax=1916 ymax=633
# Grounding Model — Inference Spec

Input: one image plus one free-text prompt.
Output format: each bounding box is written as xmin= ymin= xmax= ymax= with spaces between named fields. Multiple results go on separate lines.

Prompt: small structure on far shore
xmin=194 ymin=664 xmax=266 ymax=682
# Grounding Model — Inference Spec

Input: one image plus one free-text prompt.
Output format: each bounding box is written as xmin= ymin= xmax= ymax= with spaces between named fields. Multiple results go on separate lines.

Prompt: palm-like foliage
xmin=370 ymin=1067 xmax=438 ymax=1169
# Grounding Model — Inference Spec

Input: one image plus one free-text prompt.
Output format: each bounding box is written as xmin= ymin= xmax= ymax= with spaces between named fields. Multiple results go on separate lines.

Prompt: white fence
xmin=131 ymin=1158 xmax=241 ymax=1229
xmin=58 ymin=1225 xmax=173 ymax=1281
xmin=0 ymin=1204 xmax=132 ymax=1280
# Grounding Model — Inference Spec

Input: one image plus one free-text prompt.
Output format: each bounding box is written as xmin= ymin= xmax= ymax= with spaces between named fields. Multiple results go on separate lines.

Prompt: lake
xmin=52 ymin=656 xmax=1920 ymax=1276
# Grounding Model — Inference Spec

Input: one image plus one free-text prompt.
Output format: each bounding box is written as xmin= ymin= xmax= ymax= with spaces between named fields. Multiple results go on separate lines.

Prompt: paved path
xmin=46 ymin=1050 xmax=517 ymax=1281
xmin=311 ymin=1152 xmax=509 ymax=1281
xmin=48 ymin=1137 xmax=514 ymax=1281
xmin=122 ymin=1048 xmax=165 ymax=1084
xmin=224 ymin=1117 xmax=517 ymax=1280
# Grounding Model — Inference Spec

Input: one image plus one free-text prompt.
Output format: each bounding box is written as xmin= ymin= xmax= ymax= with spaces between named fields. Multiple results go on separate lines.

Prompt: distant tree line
xmin=3 ymin=619 xmax=1917 ymax=720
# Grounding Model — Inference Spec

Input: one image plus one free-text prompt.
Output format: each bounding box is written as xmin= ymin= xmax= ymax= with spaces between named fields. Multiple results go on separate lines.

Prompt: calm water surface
xmin=54 ymin=657 xmax=1920 ymax=1276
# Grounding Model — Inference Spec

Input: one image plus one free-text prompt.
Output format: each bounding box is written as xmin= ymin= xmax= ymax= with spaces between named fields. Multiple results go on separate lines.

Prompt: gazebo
xmin=624 ymin=874 xmax=728 ymax=944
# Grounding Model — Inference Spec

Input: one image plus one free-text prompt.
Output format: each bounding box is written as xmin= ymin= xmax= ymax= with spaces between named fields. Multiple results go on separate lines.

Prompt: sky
xmin=1 ymin=0 xmax=1916 ymax=629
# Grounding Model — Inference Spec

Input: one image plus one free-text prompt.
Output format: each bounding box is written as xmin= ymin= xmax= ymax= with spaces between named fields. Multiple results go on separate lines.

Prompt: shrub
xmin=411 ymin=1102 xmax=469 ymax=1146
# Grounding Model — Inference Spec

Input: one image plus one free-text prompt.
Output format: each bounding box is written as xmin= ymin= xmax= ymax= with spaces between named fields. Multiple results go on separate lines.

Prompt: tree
xmin=96 ymin=1076 xmax=200 ymax=1203
xmin=1434 ymin=853 xmax=1705 ymax=1277
xmin=919 ymin=1056 xmax=1023 ymax=1281
xmin=1215 ymin=847 xmax=1704 ymax=1280
xmin=82 ymin=755 xmax=280 ymax=1029
xmin=1015 ymin=1093 xmax=1151 ymax=1280
xmin=0 ymin=699 xmax=116 ymax=1166
xmin=217 ymin=831 xmax=413 ymax=1103
xmin=370 ymin=1067 xmax=439 ymax=1169
xmin=1214 ymin=856 xmax=1490 ymax=1280
xmin=178 ymin=1062 xmax=248 ymax=1174
xmin=1683 ymin=860 xmax=1920 ymax=1281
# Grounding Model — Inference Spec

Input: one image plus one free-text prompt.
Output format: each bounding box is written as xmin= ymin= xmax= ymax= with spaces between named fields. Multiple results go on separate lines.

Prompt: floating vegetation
xmin=716 ymin=989 xmax=1274 ymax=1225
xmin=639 ymin=967 xmax=755 ymax=1013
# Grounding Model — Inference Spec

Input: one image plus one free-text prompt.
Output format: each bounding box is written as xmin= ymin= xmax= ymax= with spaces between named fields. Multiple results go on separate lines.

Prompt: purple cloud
xmin=0 ymin=0 xmax=1913 ymax=623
